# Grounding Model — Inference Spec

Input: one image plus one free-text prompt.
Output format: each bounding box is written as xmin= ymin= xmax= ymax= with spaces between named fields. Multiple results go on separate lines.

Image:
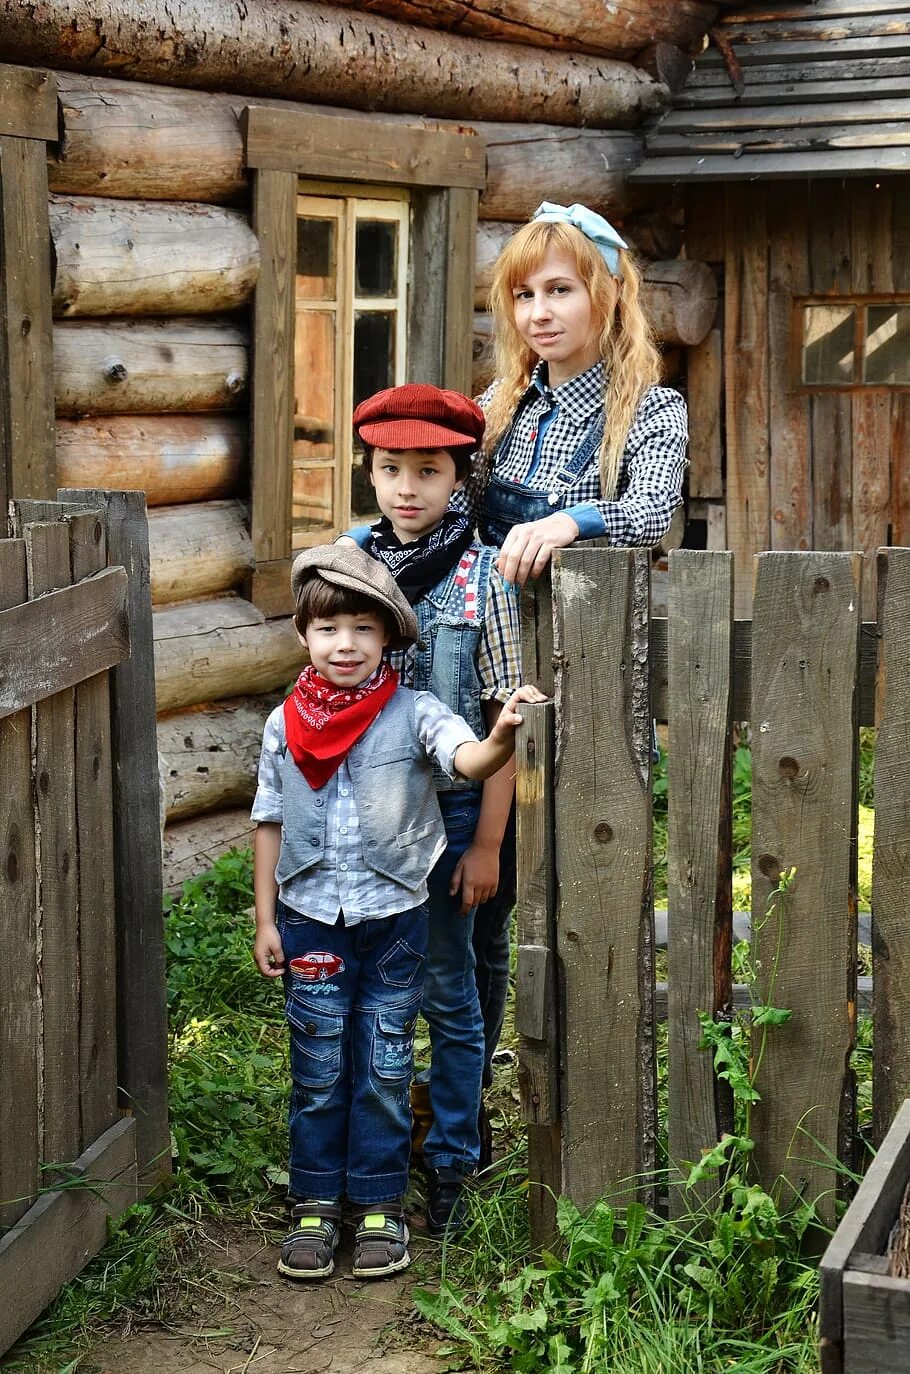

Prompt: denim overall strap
xmin=414 ymin=546 xmax=495 ymax=793
xmin=480 ymin=409 xmax=606 ymax=548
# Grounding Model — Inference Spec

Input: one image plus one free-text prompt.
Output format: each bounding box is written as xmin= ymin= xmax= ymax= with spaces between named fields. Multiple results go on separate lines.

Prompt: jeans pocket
xmin=377 ymin=938 xmax=425 ymax=989
xmin=286 ymin=1000 xmax=343 ymax=1090
xmin=371 ymin=1005 xmax=418 ymax=1088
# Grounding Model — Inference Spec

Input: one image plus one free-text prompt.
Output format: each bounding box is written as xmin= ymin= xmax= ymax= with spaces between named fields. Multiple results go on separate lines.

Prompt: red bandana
xmin=283 ymin=662 xmax=399 ymax=790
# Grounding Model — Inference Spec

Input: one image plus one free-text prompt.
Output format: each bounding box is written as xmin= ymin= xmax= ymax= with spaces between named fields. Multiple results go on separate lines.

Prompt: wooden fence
xmin=0 ymin=489 xmax=168 ymax=1356
xmin=515 ymin=546 xmax=910 ymax=1244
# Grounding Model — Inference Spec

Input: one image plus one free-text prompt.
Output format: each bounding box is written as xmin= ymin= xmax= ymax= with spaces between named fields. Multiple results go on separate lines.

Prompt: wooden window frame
xmin=0 ymin=66 xmax=57 ymax=514
xmin=792 ymin=294 xmax=910 ymax=395
xmin=293 ymin=190 xmax=410 ymax=548
xmin=242 ymin=106 xmax=485 ymax=617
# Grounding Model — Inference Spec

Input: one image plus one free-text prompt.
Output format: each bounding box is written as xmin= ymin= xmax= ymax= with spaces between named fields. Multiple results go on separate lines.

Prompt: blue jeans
xmin=422 ymin=790 xmax=485 ymax=1173
xmin=277 ymin=899 xmax=428 ymax=1205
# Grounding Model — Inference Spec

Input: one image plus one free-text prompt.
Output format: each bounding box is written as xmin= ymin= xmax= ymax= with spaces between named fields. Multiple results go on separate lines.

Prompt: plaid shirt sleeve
xmin=565 ymin=387 xmax=688 ymax=547
xmin=250 ymin=706 xmax=285 ymax=823
xmin=476 ymin=567 xmax=522 ymax=704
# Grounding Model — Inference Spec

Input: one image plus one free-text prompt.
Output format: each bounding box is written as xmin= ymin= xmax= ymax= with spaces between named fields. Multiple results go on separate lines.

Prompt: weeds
xmin=416 ymin=870 xmax=823 ymax=1373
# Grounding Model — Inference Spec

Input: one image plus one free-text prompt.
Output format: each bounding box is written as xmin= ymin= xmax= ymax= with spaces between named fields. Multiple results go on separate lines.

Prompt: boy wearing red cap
xmin=349 ymin=383 xmax=522 ymax=1235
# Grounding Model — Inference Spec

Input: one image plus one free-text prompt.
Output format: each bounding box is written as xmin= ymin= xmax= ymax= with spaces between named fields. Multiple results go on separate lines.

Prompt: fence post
xmin=872 ymin=548 xmax=910 ymax=1145
xmin=515 ymin=699 xmax=560 ymax=1246
xmin=59 ymin=487 xmax=170 ymax=1185
xmin=750 ymin=551 xmax=859 ymax=1226
xmin=551 ymin=546 xmax=654 ymax=1209
xmin=666 ymin=550 xmax=734 ymax=1213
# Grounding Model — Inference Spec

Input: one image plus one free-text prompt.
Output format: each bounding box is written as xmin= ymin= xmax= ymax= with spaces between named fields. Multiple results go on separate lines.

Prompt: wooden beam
xmin=243 ymin=106 xmax=485 ymax=189
xmin=0 ymin=566 xmax=129 ymax=719
xmin=59 ymin=488 xmax=170 ymax=1185
xmin=0 ymin=135 xmax=56 ymax=507
xmin=50 ymin=196 xmax=260 ymax=318
xmin=515 ymin=700 xmax=560 ymax=1247
xmin=0 ymin=0 xmax=665 ymax=129
xmin=0 ymin=537 xmax=38 ymax=1231
xmin=249 ymin=170 xmax=295 ymax=581
xmin=0 ymin=1118 xmax=138 ymax=1358
xmin=666 ymin=551 xmax=733 ymax=1212
xmin=0 ymin=65 xmax=57 ymax=140
xmin=750 ymin=551 xmax=860 ymax=1228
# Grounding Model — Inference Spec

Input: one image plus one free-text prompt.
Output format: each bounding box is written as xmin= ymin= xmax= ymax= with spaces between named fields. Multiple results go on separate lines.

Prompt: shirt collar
xmin=527 ymin=360 xmax=605 ymax=426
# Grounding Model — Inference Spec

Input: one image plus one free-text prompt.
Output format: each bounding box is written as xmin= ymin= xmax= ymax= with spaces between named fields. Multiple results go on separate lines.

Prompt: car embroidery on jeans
xmin=290 ymin=952 xmax=345 ymax=995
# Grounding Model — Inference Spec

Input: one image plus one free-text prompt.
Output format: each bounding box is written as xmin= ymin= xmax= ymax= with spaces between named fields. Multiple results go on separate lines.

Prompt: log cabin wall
xmin=685 ymin=177 xmax=910 ymax=619
xmin=0 ymin=0 xmax=729 ymax=884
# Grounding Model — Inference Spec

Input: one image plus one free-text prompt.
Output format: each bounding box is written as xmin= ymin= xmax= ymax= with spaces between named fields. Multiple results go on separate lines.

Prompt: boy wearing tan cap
xmin=251 ymin=542 xmax=541 ymax=1281
xmin=347 ymin=384 xmax=521 ymax=1235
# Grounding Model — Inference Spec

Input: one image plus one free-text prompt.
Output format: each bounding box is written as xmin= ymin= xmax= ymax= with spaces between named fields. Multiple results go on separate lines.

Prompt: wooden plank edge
xmin=0 ymin=567 xmax=129 ymax=719
xmin=818 ymin=1098 xmax=910 ymax=1367
xmin=241 ymin=105 xmax=487 ymax=190
xmin=0 ymin=66 xmax=57 ymax=141
xmin=0 ymin=1117 xmax=138 ymax=1357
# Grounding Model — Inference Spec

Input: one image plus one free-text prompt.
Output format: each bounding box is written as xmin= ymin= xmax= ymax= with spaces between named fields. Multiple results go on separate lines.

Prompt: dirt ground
xmin=79 ymin=1217 xmax=451 ymax=1374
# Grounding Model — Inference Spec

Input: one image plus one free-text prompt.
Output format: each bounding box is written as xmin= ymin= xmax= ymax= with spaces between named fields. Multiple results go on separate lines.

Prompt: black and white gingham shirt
xmin=458 ymin=361 xmax=688 ymax=547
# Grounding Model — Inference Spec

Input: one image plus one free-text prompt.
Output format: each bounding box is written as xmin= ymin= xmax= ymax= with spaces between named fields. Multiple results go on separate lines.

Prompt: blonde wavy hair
xmin=484 ymin=219 xmax=661 ymax=501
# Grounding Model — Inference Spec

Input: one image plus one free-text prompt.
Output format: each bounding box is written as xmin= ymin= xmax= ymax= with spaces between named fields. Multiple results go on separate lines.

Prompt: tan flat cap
xmin=290 ymin=543 xmax=418 ymax=649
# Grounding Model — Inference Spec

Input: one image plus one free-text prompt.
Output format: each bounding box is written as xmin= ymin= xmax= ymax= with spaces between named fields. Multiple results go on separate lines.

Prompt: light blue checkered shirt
xmin=251 ymin=688 xmax=477 ymax=925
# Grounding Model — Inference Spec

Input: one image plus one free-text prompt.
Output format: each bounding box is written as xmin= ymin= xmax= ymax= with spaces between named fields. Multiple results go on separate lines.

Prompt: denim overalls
xmin=480 ymin=409 xmax=607 ymax=548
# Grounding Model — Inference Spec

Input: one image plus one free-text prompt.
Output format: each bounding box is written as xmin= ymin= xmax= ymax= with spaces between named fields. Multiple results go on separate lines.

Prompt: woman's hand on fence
xmin=254 ymin=920 xmax=286 ymax=978
xmin=496 ymin=512 xmax=580 ymax=587
xmin=451 ymin=841 xmax=500 ymax=914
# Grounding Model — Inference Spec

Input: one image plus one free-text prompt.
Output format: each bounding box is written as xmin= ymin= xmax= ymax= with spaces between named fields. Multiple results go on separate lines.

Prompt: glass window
xmin=802 ymin=304 xmax=855 ymax=386
xmin=864 ymin=305 xmax=910 ymax=385
xmin=356 ymin=221 xmax=397 ymax=296
xmin=292 ymin=193 xmax=409 ymax=544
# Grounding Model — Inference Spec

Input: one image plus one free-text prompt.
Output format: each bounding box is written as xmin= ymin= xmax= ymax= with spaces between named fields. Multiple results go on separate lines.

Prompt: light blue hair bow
xmin=532 ymin=201 xmax=628 ymax=279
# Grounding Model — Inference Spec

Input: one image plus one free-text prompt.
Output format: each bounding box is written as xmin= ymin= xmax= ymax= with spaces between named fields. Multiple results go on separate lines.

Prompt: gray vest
xmin=275 ymin=688 xmax=445 ymax=893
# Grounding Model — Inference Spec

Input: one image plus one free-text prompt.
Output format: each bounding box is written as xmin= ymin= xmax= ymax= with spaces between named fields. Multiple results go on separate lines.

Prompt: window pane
xmin=864 ymin=305 xmax=910 ymax=385
xmin=297 ymin=217 xmax=336 ymax=300
xmin=803 ymin=305 xmax=855 ymax=385
xmin=351 ymin=311 xmax=395 ymax=523
xmin=293 ymin=310 xmax=336 ymax=539
xmin=355 ymin=220 xmax=397 ymax=297
xmin=353 ymin=312 xmax=394 ymax=406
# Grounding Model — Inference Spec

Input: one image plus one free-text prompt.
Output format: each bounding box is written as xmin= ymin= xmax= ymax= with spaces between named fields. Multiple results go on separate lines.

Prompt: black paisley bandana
xmin=366 ymin=511 xmax=475 ymax=605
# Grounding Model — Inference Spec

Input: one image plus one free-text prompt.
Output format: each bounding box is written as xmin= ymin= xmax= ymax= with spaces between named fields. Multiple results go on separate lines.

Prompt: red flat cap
xmin=353 ymin=383 xmax=485 ymax=451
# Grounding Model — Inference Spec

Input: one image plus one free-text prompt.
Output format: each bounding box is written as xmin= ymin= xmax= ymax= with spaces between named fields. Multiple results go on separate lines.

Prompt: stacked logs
xmin=16 ymin=0 xmax=722 ymax=881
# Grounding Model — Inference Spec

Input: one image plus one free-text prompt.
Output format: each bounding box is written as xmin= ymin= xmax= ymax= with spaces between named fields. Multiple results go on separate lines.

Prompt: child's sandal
xmin=277 ymin=1200 xmax=342 ymax=1280
xmin=351 ymin=1203 xmax=411 ymax=1278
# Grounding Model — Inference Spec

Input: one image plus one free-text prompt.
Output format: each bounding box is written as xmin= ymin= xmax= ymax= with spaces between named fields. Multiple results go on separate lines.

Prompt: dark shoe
xmin=426 ymin=1165 xmax=471 ymax=1237
xmin=477 ymin=1097 xmax=494 ymax=1173
xmin=352 ymin=1202 xmax=411 ymax=1278
xmin=277 ymin=1200 xmax=342 ymax=1280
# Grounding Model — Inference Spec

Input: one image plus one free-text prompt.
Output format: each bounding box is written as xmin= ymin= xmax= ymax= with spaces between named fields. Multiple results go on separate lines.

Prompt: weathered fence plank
xmin=0 ymin=538 xmax=39 ymax=1229
xmin=59 ymin=488 xmax=170 ymax=1183
xmin=872 ymin=549 xmax=910 ymax=1146
xmin=750 ymin=551 xmax=860 ymax=1225
xmin=0 ymin=567 xmax=129 ymax=718
xmin=68 ymin=510 xmax=119 ymax=1147
xmin=515 ymin=699 xmax=560 ymax=1246
xmin=25 ymin=521 xmax=81 ymax=1173
xmin=552 ymin=547 xmax=654 ymax=1207
xmin=0 ymin=1117 xmax=137 ymax=1358
xmin=667 ymin=550 xmax=734 ymax=1212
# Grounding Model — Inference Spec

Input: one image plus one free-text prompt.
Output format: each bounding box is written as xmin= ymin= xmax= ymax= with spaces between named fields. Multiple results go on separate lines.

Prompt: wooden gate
xmin=516 ymin=546 xmax=910 ymax=1243
xmin=0 ymin=489 xmax=168 ymax=1355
